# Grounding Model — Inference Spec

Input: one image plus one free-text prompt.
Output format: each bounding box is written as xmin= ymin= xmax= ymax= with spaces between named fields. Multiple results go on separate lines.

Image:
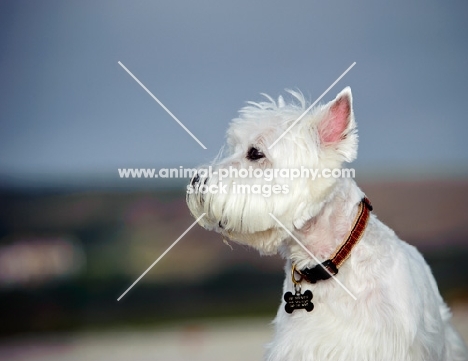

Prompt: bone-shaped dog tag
xmin=284 ymin=290 xmax=314 ymax=314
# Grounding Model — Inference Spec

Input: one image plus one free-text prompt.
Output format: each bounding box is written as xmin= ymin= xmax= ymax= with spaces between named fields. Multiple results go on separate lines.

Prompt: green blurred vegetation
xmin=0 ymin=186 xmax=467 ymax=337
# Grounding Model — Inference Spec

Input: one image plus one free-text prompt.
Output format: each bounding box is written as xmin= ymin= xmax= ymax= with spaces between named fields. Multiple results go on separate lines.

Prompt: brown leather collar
xmin=295 ymin=197 xmax=373 ymax=284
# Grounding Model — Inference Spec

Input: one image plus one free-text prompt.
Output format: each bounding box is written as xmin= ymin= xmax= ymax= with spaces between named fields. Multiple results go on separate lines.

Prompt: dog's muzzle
xmin=188 ymin=172 xmax=229 ymax=231
xmin=187 ymin=171 xmax=210 ymax=209
xmin=190 ymin=173 xmax=200 ymax=186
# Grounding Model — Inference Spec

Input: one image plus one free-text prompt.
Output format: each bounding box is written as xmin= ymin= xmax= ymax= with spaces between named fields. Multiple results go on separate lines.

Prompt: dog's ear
xmin=317 ymin=87 xmax=357 ymax=162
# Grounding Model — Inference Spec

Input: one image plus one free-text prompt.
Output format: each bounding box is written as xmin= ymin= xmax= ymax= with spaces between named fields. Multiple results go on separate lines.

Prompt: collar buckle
xmin=294 ymin=197 xmax=372 ymax=285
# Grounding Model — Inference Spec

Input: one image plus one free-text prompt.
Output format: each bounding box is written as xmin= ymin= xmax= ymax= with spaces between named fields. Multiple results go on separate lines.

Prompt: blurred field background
xmin=0 ymin=179 xmax=467 ymax=360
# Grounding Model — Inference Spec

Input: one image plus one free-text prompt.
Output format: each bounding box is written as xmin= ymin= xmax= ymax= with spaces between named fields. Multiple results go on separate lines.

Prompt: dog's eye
xmin=246 ymin=147 xmax=265 ymax=161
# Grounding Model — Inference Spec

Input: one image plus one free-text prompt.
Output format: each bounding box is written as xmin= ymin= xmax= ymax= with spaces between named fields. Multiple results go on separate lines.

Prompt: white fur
xmin=186 ymin=88 xmax=468 ymax=360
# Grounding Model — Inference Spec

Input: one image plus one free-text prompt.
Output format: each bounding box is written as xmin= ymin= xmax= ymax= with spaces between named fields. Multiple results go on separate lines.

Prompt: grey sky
xmin=0 ymin=0 xmax=467 ymax=185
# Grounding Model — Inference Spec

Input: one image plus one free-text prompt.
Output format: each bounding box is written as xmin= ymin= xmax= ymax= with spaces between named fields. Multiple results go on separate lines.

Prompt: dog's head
xmin=186 ymin=87 xmax=357 ymax=255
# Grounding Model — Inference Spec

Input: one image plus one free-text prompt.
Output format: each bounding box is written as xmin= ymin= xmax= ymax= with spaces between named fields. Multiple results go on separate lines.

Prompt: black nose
xmin=191 ymin=173 xmax=200 ymax=186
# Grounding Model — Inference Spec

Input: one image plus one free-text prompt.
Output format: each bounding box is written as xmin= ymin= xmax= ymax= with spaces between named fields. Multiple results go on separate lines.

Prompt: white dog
xmin=186 ymin=87 xmax=468 ymax=361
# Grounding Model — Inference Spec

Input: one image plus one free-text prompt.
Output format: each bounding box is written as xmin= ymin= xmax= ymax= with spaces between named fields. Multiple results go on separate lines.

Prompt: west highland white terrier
xmin=186 ymin=87 xmax=468 ymax=361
